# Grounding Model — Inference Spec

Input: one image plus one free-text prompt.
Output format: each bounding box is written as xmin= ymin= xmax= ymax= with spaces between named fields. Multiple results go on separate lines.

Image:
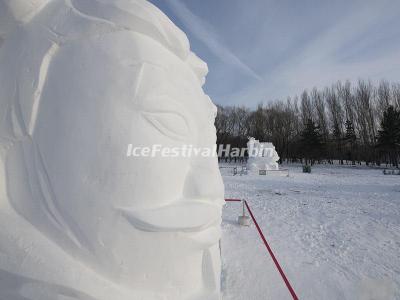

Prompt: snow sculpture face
xmin=0 ymin=0 xmax=223 ymax=299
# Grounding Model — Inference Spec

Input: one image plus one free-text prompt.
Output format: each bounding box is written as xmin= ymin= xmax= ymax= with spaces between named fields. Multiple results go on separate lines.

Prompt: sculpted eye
xmin=142 ymin=111 xmax=190 ymax=140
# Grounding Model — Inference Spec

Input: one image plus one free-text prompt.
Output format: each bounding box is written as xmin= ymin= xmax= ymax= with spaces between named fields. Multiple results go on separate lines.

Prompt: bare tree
xmin=376 ymin=80 xmax=392 ymax=122
xmin=391 ymin=83 xmax=400 ymax=110
xmin=300 ymin=90 xmax=313 ymax=125
xmin=337 ymin=80 xmax=355 ymax=124
xmin=311 ymin=88 xmax=328 ymax=141
xmin=354 ymin=80 xmax=376 ymax=146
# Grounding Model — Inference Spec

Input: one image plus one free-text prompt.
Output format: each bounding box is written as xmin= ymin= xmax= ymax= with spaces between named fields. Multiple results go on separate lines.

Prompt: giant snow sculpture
xmin=0 ymin=0 xmax=224 ymax=299
xmin=247 ymin=137 xmax=280 ymax=171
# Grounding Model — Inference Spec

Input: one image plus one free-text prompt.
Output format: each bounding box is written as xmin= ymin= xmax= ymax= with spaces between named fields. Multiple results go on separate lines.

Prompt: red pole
xmin=243 ymin=200 xmax=299 ymax=300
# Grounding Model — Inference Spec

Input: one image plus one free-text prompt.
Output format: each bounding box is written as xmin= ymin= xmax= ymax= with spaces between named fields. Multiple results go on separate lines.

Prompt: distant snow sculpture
xmin=247 ymin=137 xmax=280 ymax=171
xmin=0 ymin=0 xmax=224 ymax=299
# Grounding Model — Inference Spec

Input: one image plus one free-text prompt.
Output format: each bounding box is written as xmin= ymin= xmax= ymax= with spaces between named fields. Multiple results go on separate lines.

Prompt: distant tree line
xmin=215 ymin=80 xmax=400 ymax=167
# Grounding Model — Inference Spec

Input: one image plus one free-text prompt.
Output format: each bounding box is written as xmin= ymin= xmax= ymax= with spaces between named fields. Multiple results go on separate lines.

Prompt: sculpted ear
xmin=1 ymin=0 xmax=48 ymax=23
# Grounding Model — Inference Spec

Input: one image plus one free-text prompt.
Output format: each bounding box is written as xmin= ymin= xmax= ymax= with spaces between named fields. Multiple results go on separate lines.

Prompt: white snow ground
xmin=221 ymin=164 xmax=400 ymax=300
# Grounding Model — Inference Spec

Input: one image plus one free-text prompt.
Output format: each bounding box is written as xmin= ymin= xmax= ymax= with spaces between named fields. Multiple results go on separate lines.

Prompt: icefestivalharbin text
xmin=126 ymin=143 xmax=279 ymax=157
xmin=0 ymin=0 xmax=224 ymax=299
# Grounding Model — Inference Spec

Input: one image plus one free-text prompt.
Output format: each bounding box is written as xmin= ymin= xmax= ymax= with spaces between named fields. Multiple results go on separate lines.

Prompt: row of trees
xmin=215 ymin=80 xmax=400 ymax=167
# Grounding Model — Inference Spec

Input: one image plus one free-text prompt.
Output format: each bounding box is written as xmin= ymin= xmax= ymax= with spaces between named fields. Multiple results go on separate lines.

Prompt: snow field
xmin=221 ymin=164 xmax=400 ymax=299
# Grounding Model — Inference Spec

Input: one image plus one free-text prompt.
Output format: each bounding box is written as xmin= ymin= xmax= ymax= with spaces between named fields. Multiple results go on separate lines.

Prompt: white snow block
xmin=238 ymin=215 xmax=251 ymax=226
xmin=0 ymin=0 xmax=224 ymax=299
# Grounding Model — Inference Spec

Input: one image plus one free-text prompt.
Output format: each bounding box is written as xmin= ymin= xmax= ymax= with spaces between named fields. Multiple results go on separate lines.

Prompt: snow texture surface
xmin=221 ymin=164 xmax=400 ymax=300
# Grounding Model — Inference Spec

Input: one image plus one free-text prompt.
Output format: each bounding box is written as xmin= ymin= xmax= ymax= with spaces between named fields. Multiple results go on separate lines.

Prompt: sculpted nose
xmin=182 ymin=158 xmax=224 ymax=202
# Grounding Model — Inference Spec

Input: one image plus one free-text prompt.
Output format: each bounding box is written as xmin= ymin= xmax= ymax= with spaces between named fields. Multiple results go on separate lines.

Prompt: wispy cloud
xmin=221 ymin=0 xmax=400 ymax=106
xmin=152 ymin=0 xmax=400 ymax=106
xmin=165 ymin=0 xmax=262 ymax=82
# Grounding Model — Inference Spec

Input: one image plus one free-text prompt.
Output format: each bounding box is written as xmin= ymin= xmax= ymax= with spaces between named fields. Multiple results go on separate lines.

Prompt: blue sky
xmin=149 ymin=0 xmax=400 ymax=107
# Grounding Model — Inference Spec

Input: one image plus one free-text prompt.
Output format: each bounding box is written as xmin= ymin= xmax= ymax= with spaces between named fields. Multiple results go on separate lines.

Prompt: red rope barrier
xmin=225 ymin=198 xmax=299 ymax=300
xmin=225 ymin=198 xmax=242 ymax=202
